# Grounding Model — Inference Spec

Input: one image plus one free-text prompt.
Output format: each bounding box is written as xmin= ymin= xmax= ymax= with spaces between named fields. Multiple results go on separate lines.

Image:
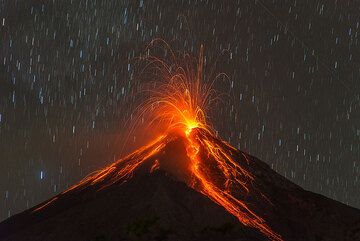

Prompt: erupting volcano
xmin=1 ymin=44 xmax=360 ymax=241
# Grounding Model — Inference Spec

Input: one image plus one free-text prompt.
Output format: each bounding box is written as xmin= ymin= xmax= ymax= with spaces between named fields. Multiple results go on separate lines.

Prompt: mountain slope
xmin=0 ymin=129 xmax=359 ymax=241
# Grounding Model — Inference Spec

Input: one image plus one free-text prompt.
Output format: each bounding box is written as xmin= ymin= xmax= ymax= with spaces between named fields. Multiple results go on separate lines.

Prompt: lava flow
xmin=185 ymin=128 xmax=282 ymax=241
xmin=34 ymin=43 xmax=282 ymax=241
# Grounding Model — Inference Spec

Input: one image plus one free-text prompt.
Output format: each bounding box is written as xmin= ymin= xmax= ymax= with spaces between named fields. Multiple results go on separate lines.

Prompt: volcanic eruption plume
xmin=34 ymin=41 xmax=282 ymax=241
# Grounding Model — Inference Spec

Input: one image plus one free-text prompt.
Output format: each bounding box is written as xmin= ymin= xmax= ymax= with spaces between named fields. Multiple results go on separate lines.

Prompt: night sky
xmin=0 ymin=0 xmax=359 ymax=221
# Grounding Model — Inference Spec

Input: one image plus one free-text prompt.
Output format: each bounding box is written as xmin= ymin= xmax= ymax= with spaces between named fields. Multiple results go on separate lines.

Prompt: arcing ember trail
xmin=33 ymin=44 xmax=282 ymax=240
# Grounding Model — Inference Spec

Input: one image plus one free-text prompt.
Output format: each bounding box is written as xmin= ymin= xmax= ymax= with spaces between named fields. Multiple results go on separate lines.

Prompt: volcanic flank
xmin=1 ymin=127 xmax=360 ymax=241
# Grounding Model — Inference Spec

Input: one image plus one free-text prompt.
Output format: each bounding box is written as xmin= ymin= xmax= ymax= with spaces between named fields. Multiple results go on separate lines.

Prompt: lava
xmin=33 ymin=43 xmax=282 ymax=241
xmin=185 ymin=128 xmax=282 ymax=241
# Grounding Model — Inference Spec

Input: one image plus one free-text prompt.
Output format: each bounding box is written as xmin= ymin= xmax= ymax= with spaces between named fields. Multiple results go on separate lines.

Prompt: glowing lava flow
xmin=33 ymin=43 xmax=282 ymax=241
xmin=32 ymin=135 xmax=168 ymax=211
xmin=184 ymin=128 xmax=282 ymax=241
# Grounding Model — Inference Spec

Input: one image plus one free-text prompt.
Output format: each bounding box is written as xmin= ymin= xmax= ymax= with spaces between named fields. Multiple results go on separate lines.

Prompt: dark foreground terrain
xmin=1 ymin=131 xmax=360 ymax=241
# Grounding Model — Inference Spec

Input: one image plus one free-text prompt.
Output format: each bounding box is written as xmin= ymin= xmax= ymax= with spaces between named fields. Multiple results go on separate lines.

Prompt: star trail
xmin=0 ymin=0 xmax=359 ymax=221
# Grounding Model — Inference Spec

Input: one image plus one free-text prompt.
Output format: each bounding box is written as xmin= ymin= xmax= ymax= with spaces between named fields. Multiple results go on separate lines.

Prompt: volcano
xmin=1 ymin=44 xmax=360 ymax=241
xmin=1 ymin=128 xmax=360 ymax=241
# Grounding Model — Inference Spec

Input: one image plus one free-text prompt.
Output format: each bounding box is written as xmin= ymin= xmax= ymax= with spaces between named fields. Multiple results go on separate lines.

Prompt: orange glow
xmin=184 ymin=128 xmax=282 ymax=241
xmin=33 ymin=43 xmax=282 ymax=241
xmin=131 ymin=42 xmax=213 ymax=140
